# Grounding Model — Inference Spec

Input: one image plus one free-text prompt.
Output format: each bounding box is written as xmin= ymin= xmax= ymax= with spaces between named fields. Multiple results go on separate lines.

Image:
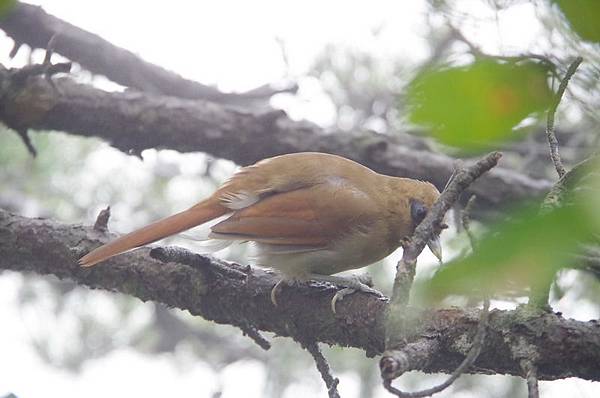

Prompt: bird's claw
xmin=270 ymin=279 xmax=287 ymax=307
xmin=331 ymin=284 xmax=382 ymax=314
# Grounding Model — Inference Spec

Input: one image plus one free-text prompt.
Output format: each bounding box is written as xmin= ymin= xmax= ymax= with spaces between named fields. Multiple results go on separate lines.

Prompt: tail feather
xmin=79 ymin=202 xmax=226 ymax=267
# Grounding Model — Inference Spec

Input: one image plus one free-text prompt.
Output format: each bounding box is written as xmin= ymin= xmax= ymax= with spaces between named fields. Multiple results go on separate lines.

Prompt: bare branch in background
xmin=0 ymin=67 xmax=551 ymax=219
xmin=0 ymin=1 xmax=296 ymax=106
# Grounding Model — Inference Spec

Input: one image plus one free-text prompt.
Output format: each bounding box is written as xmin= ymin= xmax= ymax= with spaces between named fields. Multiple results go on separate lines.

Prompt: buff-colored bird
xmin=79 ymin=152 xmax=442 ymax=311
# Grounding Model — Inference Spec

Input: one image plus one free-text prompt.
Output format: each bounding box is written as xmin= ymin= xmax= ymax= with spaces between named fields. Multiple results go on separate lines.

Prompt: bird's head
xmin=388 ymin=178 xmax=443 ymax=261
xmin=408 ymin=181 xmax=443 ymax=261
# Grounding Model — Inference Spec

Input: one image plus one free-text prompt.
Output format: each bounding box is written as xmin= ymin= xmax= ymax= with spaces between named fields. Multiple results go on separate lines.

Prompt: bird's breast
xmin=252 ymin=220 xmax=396 ymax=278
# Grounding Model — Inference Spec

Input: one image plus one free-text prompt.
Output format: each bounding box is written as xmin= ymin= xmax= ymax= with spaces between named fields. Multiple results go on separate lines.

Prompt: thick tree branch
xmin=1 ymin=208 xmax=599 ymax=381
xmin=0 ymin=1 xmax=296 ymax=105
xmin=0 ymin=68 xmax=552 ymax=218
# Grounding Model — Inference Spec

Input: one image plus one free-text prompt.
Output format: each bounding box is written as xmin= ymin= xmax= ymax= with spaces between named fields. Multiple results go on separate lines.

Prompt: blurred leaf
xmin=0 ymin=0 xmax=15 ymax=17
xmin=406 ymin=60 xmax=552 ymax=152
xmin=422 ymin=191 xmax=599 ymax=303
xmin=553 ymin=0 xmax=600 ymax=42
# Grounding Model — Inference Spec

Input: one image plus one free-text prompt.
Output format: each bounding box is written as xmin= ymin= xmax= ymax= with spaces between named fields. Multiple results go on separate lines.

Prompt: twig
xmin=240 ymin=322 xmax=271 ymax=351
xmin=42 ymin=33 xmax=63 ymax=92
xmin=93 ymin=206 xmax=111 ymax=232
xmin=541 ymin=155 xmax=599 ymax=214
xmin=0 ymin=2 xmax=296 ymax=105
xmin=461 ymin=195 xmax=478 ymax=251
xmin=521 ymin=359 xmax=540 ymax=398
xmin=303 ymin=341 xmax=341 ymax=398
xmin=15 ymin=128 xmax=37 ymax=157
xmin=10 ymin=32 xmax=71 ymax=88
xmin=9 ymin=40 xmax=21 ymax=58
xmin=546 ymin=57 xmax=583 ymax=179
xmin=382 ymin=299 xmax=490 ymax=398
xmin=6 ymin=33 xmax=71 ymax=157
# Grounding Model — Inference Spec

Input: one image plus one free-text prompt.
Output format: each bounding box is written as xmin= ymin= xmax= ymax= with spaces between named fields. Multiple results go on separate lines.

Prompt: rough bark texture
xmin=0 ymin=1 xmax=295 ymax=105
xmin=1 ymin=209 xmax=599 ymax=382
xmin=0 ymin=68 xmax=551 ymax=218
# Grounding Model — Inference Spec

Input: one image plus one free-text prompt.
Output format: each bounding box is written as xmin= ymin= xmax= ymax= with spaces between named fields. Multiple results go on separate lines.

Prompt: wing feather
xmin=210 ymin=181 xmax=376 ymax=247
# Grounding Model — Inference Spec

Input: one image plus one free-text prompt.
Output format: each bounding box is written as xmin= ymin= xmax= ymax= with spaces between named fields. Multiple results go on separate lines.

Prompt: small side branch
xmin=93 ymin=206 xmax=111 ymax=232
xmin=15 ymin=128 xmax=37 ymax=157
xmin=382 ymin=300 xmax=490 ymax=398
xmin=303 ymin=342 xmax=341 ymax=398
xmin=461 ymin=195 xmax=478 ymax=251
xmin=240 ymin=322 xmax=271 ymax=351
xmin=546 ymin=57 xmax=583 ymax=179
xmin=6 ymin=33 xmax=71 ymax=157
xmin=521 ymin=359 xmax=540 ymax=398
xmin=0 ymin=1 xmax=295 ymax=105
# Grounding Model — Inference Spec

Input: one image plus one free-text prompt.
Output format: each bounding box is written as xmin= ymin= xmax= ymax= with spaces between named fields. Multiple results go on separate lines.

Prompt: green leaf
xmin=0 ymin=0 xmax=15 ymax=18
xmin=406 ymin=60 xmax=552 ymax=153
xmin=421 ymin=188 xmax=599 ymax=303
xmin=553 ymin=0 xmax=600 ymax=42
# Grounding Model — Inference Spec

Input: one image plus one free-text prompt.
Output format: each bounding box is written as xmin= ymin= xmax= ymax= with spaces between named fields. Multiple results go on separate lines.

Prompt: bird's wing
xmin=210 ymin=180 xmax=377 ymax=247
xmin=211 ymin=152 xmax=377 ymax=212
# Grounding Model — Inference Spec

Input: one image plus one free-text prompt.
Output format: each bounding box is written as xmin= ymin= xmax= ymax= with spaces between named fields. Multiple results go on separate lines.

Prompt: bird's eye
xmin=411 ymin=200 xmax=428 ymax=224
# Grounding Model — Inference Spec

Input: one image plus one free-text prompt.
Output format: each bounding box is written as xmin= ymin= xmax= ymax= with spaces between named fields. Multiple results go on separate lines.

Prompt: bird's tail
xmin=79 ymin=201 xmax=226 ymax=268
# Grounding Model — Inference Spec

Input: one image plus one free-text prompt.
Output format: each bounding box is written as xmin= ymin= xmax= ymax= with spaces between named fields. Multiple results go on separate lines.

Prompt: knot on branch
xmin=1 ymin=33 xmax=71 ymax=157
xmin=380 ymin=350 xmax=410 ymax=380
xmin=93 ymin=206 xmax=111 ymax=232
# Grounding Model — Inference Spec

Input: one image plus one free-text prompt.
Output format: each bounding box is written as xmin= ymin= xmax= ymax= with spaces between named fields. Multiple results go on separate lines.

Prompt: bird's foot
xmin=306 ymin=273 xmax=383 ymax=314
xmin=330 ymin=283 xmax=382 ymax=314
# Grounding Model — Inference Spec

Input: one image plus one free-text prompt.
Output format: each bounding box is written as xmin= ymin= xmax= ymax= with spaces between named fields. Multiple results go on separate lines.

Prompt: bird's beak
xmin=427 ymin=235 xmax=443 ymax=262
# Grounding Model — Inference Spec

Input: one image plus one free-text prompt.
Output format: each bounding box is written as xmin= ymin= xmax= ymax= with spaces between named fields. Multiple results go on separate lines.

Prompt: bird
xmin=79 ymin=152 xmax=442 ymax=311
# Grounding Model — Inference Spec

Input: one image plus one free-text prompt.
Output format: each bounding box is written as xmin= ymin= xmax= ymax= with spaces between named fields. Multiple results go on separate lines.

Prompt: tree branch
xmin=1 ymin=208 xmax=599 ymax=381
xmin=381 ymin=153 xmax=499 ymax=396
xmin=382 ymin=300 xmax=490 ymax=398
xmin=0 ymin=1 xmax=296 ymax=105
xmin=303 ymin=342 xmax=340 ymax=398
xmin=0 ymin=67 xmax=552 ymax=219
xmin=546 ymin=57 xmax=583 ymax=179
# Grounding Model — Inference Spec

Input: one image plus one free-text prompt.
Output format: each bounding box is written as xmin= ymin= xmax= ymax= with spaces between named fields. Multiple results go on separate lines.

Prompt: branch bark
xmin=1 ymin=208 xmax=599 ymax=382
xmin=0 ymin=1 xmax=296 ymax=105
xmin=0 ymin=67 xmax=552 ymax=218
